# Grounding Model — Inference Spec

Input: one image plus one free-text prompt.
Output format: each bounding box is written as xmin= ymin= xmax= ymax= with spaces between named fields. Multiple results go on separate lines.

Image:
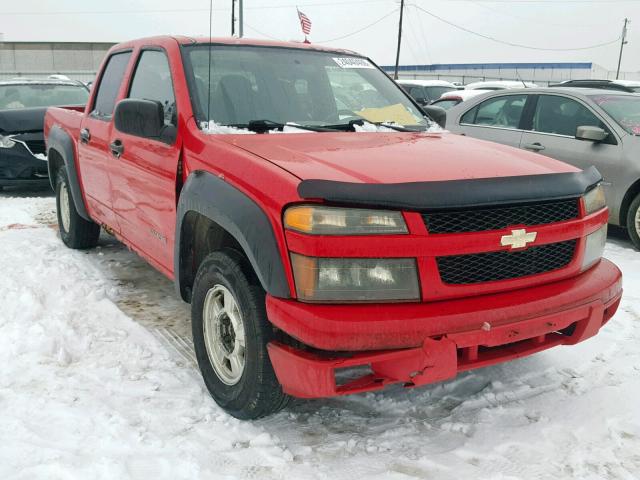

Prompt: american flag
xmin=297 ymin=9 xmax=312 ymax=36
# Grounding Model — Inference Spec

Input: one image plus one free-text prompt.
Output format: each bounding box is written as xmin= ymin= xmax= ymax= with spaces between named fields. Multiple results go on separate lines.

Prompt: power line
xmin=464 ymin=0 xmax=603 ymax=28
xmin=315 ymin=8 xmax=399 ymax=43
xmin=1 ymin=1 xmax=393 ymax=16
xmin=244 ymin=23 xmax=284 ymax=41
xmin=407 ymin=5 xmax=434 ymax=64
xmin=442 ymin=0 xmax=640 ymax=3
xmin=410 ymin=3 xmax=622 ymax=51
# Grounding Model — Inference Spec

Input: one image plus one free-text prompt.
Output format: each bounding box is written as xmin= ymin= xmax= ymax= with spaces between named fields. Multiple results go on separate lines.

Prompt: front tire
xmin=627 ymin=193 xmax=640 ymax=251
xmin=191 ymin=250 xmax=289 ymax=419
xmin=55 ymin=168 xmax=100 ymax=249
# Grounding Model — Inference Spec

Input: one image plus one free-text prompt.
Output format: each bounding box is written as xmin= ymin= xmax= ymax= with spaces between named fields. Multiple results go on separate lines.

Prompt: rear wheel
xmin=627 ymin=193 xmax=640 ymax=250
xmin=56 ymin=168 xmax=100 ymax=249
xmin=191 ymin=250 xmax=289 ymax=419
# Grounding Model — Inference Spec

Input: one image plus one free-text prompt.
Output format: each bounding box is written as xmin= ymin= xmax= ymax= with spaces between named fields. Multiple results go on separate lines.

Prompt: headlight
xmin=583 ymin=185 xmax=606 ymax=215
xmin=0 ymin=135 xmax=16 ymax=149
xmin=581 ymin=224 xmax=607 ymax=271
xmin=290 ymin=254 xmax=420 ymax=302
xmin=284 ymin=205 xmax=407 ymax=235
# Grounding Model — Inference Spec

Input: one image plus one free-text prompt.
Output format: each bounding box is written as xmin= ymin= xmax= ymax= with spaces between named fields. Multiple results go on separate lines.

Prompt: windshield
xmin=0 ymin=83 xmax=88 ymax=110
xmin=591 ymin=94 xmax=640 ymax=135
xmin=183 ymin=45 xmax=431 ymax=131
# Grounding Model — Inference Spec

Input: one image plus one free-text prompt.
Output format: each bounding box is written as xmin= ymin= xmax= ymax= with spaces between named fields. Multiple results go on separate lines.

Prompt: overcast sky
xmin=1 ymin=0 xmax=639 ymax=71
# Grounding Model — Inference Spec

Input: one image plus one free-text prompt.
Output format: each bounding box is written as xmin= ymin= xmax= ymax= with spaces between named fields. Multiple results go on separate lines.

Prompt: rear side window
xmin=532 ymin=95 xmax=605 ymax=137
xmin=128 ymin=50 xmax=177 ymax=126
xmin=92 ymin=51 xmax=132 ymax=118
xmin=461 ymin=95 xmax=527 ymax=129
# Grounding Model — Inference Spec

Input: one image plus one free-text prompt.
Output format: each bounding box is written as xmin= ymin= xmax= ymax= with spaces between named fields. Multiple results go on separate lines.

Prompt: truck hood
xmin=221 ymin=131 xmax=578 ymax=183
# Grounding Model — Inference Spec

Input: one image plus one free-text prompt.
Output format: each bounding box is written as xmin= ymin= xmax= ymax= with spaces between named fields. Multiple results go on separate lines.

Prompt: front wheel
xmin=191 ymin=250 xmax=289 ymax=419
xmin=627 ymin=193 xmax=640 ymax=250
xmin=56 ymin=167 xmax=100 ymax=249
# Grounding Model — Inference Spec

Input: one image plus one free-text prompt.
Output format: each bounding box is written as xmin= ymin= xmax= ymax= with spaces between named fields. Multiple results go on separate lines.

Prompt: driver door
xmin=108 ymin=48 xmax=180 ymax=273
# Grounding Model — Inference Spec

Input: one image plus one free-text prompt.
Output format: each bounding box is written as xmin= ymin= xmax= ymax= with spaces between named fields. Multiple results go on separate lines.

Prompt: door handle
xmin=80 ymin=128 xmax=91 ymax=144
xmin=523 ymin=142 xmax=545 ymax=151
xmin=110 ymin=139 xmax=124 ymax=158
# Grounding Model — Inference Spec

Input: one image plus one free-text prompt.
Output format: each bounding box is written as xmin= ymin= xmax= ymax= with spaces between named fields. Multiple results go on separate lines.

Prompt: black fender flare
xmin=47 ymin=125 xmax=91 ymax=221
xmin=175 ymin=171 xmax=291 ymax=300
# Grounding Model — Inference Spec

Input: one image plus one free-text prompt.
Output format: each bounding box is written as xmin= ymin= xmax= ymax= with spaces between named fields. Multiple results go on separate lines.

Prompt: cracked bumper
xmin=266 ymin=259 xmax=622 ymax=398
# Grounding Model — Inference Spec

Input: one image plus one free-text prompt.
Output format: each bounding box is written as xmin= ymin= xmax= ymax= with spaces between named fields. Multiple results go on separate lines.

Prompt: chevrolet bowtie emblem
xmin=501 ymin=229 xmax=537 ymax=249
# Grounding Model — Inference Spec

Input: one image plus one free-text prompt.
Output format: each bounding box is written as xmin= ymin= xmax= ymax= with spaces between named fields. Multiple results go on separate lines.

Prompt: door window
xmin=461 ymin=95 xmax=527 ymax=129
xmin=128 ymin=50 xmax=177 ymax=127
xmin=532 ymin=95 xmax=605 ymax=137
xmin=92 ymin=51 xmax=132 ymax=118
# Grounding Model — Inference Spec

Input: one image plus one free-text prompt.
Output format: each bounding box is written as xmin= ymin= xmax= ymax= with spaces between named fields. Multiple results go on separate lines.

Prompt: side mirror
xmin=576 ymin=126 xmax=608 ymax=142
xmin=114 ymin=99 xmax=165 ymax=139
xmin=423 ymin=105 xmax=447 ymax=129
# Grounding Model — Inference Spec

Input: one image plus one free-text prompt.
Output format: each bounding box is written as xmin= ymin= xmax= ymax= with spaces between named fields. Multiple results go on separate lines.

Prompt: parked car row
xmin=400 ymin=77 xmax=639 ymax=108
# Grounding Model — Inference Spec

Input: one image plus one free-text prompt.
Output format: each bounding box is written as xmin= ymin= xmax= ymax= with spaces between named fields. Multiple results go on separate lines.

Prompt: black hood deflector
xmin=297 ymin=166 xmax=602 ymax=210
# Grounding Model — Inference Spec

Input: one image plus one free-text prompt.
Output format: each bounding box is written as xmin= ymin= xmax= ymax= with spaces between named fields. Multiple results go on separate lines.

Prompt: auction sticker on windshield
xmin=333 ymin=57 xmax=375 ymax=69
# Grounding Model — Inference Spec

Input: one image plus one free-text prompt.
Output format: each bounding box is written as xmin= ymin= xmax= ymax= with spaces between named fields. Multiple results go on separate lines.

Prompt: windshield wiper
xmin=320 ymin=119 xmax=422 ymax=132
xmin=231 ymin=119 xmax=333 ymax=133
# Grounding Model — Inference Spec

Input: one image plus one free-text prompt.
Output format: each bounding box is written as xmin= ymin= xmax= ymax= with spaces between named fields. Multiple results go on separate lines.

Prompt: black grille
xmin=25 ymin=140 xmax=46 ymax=155
xmin=423 ymin=200 xmax=579 ymax=234
xmin=437 ymin=240 xmax=577 ymax=285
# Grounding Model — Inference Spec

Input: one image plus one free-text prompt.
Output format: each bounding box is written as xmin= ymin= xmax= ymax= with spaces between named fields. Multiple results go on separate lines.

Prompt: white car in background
xmin=464 ymin=80 xmax=538 ymax=90
xmin=430 ymin=89 xmax=492 ymax=110
xmin=397 ymin=79 xmax=458 ymax=106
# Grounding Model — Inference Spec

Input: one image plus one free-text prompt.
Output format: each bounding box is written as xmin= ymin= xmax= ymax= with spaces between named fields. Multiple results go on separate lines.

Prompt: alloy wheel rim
xmin=635 ymin=206 xmax=640 ymax=238
xmin=202 ymin=284 xmax=246 ymax=385
xmin=59 ymin=182 xmax=71 ymax=233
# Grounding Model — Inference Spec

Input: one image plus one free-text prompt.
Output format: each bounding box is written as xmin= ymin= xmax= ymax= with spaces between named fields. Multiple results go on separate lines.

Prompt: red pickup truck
xmin=45 ymin=36 xmax=622 ymax=419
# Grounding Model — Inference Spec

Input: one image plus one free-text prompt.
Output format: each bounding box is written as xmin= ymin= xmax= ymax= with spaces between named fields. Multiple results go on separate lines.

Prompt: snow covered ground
xmin=1 ymin=190 xmax=639 ymax=480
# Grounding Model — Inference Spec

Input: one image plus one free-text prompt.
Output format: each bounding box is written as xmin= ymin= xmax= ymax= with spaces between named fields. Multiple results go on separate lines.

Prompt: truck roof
xmin=112 ymin=35 xmax=360 ymax=57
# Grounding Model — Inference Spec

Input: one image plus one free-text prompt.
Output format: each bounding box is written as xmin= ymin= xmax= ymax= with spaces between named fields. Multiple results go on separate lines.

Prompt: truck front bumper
xmin=266 ymin=259 xmax=622 ymax=398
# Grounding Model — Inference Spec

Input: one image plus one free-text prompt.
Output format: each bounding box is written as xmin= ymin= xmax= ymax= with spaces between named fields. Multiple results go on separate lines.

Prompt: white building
xmin=0 ymin=42 xmax=114 ymax=83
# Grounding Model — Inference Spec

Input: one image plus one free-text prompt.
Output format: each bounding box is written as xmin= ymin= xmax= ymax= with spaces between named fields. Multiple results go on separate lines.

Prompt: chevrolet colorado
xmin=44 ymin=36 xmax=622 ymax=419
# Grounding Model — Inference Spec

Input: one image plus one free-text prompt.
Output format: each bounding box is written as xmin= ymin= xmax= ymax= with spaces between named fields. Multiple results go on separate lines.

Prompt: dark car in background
xmin=397 ymin=79 xmax=458 ymax=106
xmin=0 ymin=78 xmax=89 ymax=190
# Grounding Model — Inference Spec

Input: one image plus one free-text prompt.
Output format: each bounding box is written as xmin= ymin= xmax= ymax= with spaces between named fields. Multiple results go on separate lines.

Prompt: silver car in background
xmin=445 ymin=88 xmax=640 ymax=249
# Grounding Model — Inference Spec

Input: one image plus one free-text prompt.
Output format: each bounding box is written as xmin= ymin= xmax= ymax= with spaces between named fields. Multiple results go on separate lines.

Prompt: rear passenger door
xmin=455 ymin=94 xmax=529 ymax=148
xmin=78 ymin=50 xmax=132 ymax=229
xmin=109 ymin=48 xmax=180 ymax=273
xmin=519 ymin=94 xmax=622 ymax=201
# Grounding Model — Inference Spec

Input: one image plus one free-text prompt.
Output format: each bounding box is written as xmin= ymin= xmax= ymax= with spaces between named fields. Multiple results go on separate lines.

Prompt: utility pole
xmin=616 ymin=18 xmax=629 ymax=79
xmin=231 ymin=0 xmax=236 ymax=36
xmin=394 ymin=0 xmax=405 ymax=80
xmin=238 ymin=0 xmax=244 ymax=38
